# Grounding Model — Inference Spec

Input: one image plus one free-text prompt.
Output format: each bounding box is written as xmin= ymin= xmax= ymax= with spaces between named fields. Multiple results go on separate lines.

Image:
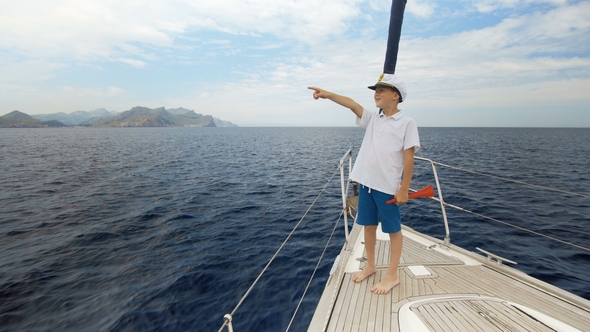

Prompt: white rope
xmin=434 ymin=162 xmax=590 ymax=199
xmin=218 ymin=167 xmax=340 ymax=332
xmin=285 ymin=209 xmax=344 ymax=332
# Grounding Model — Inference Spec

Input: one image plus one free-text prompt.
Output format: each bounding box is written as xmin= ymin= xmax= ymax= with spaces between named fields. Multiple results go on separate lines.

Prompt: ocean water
xmin=0 ymin=127 xmax=589 ymax=332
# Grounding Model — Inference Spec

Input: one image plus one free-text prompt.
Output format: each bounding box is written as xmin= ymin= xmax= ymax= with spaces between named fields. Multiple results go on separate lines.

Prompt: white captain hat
xmin=368 ymin=73 xmax=407 ymax=103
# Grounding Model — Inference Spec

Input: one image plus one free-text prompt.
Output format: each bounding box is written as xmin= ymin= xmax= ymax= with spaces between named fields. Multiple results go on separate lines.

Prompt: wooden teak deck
xmin=308 ymin=224 xmax=590 ymax=331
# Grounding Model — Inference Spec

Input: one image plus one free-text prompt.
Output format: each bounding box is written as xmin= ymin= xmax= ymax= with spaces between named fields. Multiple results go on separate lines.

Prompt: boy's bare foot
xmin=352 ymin=266 xmax=376 ymax=283
xmin=371 ymin=273 xmax=399 ymax=294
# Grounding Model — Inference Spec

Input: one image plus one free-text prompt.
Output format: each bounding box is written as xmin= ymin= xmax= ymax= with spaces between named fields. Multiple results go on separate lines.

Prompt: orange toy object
xmin=386 ymin=185 xmax=435 ymax=204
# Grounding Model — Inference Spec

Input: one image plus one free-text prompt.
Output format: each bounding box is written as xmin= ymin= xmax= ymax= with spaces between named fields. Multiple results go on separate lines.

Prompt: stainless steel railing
xmin=338 ymin=149 xmax=353 ymax=241
xmin=338 ymin=152 xmax=452 ymax=246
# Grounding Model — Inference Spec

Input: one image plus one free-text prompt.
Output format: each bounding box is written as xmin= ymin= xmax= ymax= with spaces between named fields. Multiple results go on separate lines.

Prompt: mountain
xmin=31 ymin=108 xmax=116 ymax=125
xmin=213 ymin=118 xmax=238 ymax=127
xmin=167 ymin=107 xmax=238 ymax=127
xmin=167 ymin=107 xmax=199 ymax=115
xmin=85 ymin=106 xmax=230 ymax=127
xmin=0 ymin=111 xmax=66 ymax=128
xmin=1 ymin=107 xmax=238 ymax=128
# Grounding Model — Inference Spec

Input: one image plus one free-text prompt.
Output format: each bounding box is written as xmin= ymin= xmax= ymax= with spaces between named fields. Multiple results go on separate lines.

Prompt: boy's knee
xmin=364 ymin=225 xmax=378 ymax=233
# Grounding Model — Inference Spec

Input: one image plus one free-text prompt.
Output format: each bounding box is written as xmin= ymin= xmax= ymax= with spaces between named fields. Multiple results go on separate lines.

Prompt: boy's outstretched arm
xmin=395 ymin=147 xmax=415 ymax=205
xmin=308 ymin=87 xmax=363 ymax=118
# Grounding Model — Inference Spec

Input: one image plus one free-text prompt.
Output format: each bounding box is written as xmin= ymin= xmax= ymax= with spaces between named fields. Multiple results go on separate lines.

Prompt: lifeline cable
xmin=218 ymin=167 xmax=341 ymax=332
xmin=285 ymin=209 xmax=344 ymax=332
xmin=426 ymin=196 xmax=590 ymax=253
xmin=435 ymin=161 xmax=590 ymax=199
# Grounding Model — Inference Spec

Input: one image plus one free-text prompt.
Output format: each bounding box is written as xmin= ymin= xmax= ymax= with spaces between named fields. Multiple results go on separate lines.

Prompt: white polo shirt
xmin=350 ymin=109 xmax=421 ymax=195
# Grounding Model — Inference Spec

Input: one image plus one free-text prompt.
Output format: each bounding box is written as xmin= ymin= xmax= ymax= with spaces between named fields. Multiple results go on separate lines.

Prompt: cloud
xmin=470 ymin=0 xmax=569 ymax=13
xmin=272 ymin=2 xmax=589 ymax=91
xmin=407 ymin=0 xmax=436 ymax=18
xmin=117 ymin=58 xmax=147 ymax=68
xmin=0 ymin=1 xmax=588 ymax=127
xmin=175 ymin=1 xmax=590 ymax=126
xmin=0 ymin=57 xmax=65 ymax=84
xmin=1 ymin=84 xmax=126 ymax=115
xmin=61 ymin=86 xmax=125 ymax=98
xmin=183 ymin=0 xmax=363 ymax=42
xmin=0 ymin=1 xmax=174 ymax=60
xmin=393 ymin=2 xmax=590 ymax=98
xmin=0 ymin=0 xmax=362 ymax=61
xmin=0 ymin=0 xmax=366 ymax=90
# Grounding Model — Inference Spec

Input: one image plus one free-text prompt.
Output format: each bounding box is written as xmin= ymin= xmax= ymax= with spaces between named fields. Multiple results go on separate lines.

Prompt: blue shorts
xmin=357 ymin=185 xmax=401 ymax=233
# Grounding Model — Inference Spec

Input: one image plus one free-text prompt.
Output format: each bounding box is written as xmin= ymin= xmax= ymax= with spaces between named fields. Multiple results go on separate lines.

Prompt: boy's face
xmin=374 ymin=86 xmax=399 ymax=108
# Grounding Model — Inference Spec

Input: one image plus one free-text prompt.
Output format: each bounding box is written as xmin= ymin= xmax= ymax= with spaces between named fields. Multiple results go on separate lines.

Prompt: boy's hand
xmin=308 ymin=87 xmax=330 ymax=100
xmin=394 ymin=189 xmax=409 ymax=205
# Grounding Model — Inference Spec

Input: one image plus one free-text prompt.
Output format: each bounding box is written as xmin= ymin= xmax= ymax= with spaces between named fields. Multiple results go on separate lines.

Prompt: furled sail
xmin=383 ymin=0 xmax=407 ymax=74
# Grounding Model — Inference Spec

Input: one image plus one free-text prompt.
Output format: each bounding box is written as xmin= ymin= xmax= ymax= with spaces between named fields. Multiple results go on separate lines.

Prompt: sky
xmin=1 ymin=0 xmax=589 ymax=127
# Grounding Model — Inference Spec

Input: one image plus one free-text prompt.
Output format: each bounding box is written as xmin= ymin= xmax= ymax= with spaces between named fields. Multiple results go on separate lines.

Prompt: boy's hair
xmin=391 ymin=87 xmax=403 ymax=103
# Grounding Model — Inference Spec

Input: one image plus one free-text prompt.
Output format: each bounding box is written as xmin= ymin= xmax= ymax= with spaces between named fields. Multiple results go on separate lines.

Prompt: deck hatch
xmin=401 ymin=296 xmax=573 ymax=332
xmin=407 ymin=265 xmax=433 ymax=277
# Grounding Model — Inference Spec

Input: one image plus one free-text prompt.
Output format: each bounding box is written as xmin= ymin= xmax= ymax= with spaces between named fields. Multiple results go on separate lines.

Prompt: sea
xmin=1 ymin=127 xmax=589 ymax=332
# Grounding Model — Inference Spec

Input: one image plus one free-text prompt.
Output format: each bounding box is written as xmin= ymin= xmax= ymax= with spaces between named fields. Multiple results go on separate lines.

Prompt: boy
xmin=308 ymin=73 xmax=420 ymax=294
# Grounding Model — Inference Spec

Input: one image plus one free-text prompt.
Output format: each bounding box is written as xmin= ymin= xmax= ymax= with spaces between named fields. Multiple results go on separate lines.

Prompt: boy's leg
xmin=353 ymin=185 xmax=379 ymax=283
xmin=352 ymin=225 xmax=377 ymax=282
xmin=371 ymin=230 xmax=402 ymax=294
